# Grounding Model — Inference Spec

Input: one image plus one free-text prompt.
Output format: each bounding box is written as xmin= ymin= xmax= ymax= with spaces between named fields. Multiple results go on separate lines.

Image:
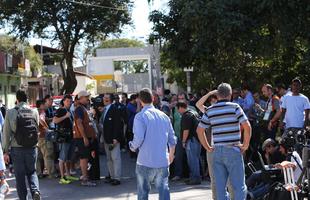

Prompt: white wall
xmin=73 ymin=76 xmax=96 ymax=95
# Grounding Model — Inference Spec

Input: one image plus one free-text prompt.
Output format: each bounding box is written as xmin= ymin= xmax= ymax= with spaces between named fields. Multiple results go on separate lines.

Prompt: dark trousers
xmin=11 ymin=147 xmax=40 ymax=200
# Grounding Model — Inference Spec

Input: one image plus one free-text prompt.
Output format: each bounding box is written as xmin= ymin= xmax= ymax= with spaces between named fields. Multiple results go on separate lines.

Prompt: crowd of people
xmin=0 ymin=77 xmax=308 ymax=200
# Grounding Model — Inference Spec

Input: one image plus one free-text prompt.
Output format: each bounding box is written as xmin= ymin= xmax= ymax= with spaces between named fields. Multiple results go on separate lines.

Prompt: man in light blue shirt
xmin=129 ymin=88 xmax=177 ymax=200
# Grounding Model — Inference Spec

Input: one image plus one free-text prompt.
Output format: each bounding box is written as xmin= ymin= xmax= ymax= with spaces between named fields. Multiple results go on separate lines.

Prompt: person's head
xmin=170 ymin=94 xmax=177 ymax=104
xmin=200 ymin=88 xmax=207 ymax=96
xmin=77 ymin=91 xmax=90 ymax=106
xmin=153 ymin=92 xmax=160 ymax=105
xmin=253 ymin=92 xmax=261 ymax=103
xmin=208 ymin=95 xmax=218 ymax=105
xmin=114 ymin=94 xmax=120 ymax=103
xmin=103 ymin=93 xmax=113 ymax=106
xmin=291 ymin=78 xmax=302 ymax=95
xmin=232 ymin=88 xmax=241 ymax=100
xmin=44 ymin=95 xmax=53 ymax=107
xmin=241 ymin=84 xmax=250 ymax=98
xmin=74 ymin=95 xmax=79 ymax=106
xmin=139 ymin=88 xmax=153 ymax=106
xmin=177 ymin=93 xmax=188 ymax=103
xmin=262 ymin=138 xmax=277 ymax=154
xmin=129 ymin=94 xmax=138 ymax=104
xmin=62 ymin=94 xmax=72 ymax=109
xmin=276 ymin=84 xmax=287 ymax=97
xmin=176 ymin=102 xmax=188 ymax=114
xmin=36 ymin=100 xmax=46 ymax=113
xmin=279 ymin=139 xmax=289 ymax=155
xmin=121 ymin=93 xmax=128 ymax=104
xmin=217 ymin=83 xmax=232 ymax=101
xmin=261 ymin=84 xmax=273 ymax=98
xmin=16 ymin=90 xmax=27 ymax=104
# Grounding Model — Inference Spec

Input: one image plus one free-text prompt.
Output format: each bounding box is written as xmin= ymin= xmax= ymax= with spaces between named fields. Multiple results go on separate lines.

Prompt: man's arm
xmin=182 ymin=130 xmax=189 ymax=147
xmin=167 ymin=119 xmax=177 ymax=164
xmin=129 ymin=115 xmax=146 ymax=152
xmin=238 ymin=120 xmax=252 ymax=153
xmin=195 ymin=90 xmax=217 ymax=113
xmin=197 ymin=126 xmax=213 ymax=152
xmin=2 ymin=111 xmax=11 ymax=153
xmin=112 ymin=107 xmax=122 ymax=144
xmin=53 ymin=110 xmax=70 ymax=124
xmin=305 ymin=109 xmax=310 ymax=128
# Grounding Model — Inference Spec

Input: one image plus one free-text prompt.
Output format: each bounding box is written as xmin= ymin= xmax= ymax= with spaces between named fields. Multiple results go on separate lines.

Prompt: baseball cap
xmin=77 ymin=90 xmax=90 ymax=99
xmin=262 ymin=138 xmax=276 ymax=151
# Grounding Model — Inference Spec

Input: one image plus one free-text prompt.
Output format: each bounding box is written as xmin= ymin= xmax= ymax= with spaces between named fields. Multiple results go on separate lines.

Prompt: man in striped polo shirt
xmin=197 ymin=83 xmax=252 ymax=200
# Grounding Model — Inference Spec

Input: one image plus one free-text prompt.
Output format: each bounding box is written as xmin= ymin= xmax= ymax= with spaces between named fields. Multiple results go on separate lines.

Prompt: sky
xmin=0 ymin=0 xmax=169 ymax=47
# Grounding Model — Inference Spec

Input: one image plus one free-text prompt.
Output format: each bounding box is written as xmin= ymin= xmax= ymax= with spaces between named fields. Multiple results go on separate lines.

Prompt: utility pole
xmin=184 ymin=67 xmax=193 ymax=93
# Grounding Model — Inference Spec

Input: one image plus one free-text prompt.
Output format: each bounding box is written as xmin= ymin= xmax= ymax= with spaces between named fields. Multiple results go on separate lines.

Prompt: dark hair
xmin=164 ymin=89 xmax=171 ymax=96
xmin=44 ymin=94 xmax=52 ymax=102
xmin=241 ymin=83 xmax=250 ymax=91
xmin=105 ymin=93 xmax=114 ymax=102
xmin=177 ymin=92 xmax=189 ymax=101
xmin=63 ymin=94 xmax=72 ymax=101
xmin=292 ymin=77 xmax=302 ymax=85
xmin=139 ymin=88 xmax=153 ymax=104
xmin=36 ymin=100 xmax=45 ymax=108
xmin=176 ymin=102 xmax=188 ymax=109
xmin=121 ymin=93 xmax=128 ymax=98
xmin=276 ymin=83 xmax=286 ymax=90
xmin=16 ymin=90 xmax=27 ymax=103
xmin=74 ymin=95 xmax=79 ymax=101
xmin=129 ymin=94 xmax=138 ymax=101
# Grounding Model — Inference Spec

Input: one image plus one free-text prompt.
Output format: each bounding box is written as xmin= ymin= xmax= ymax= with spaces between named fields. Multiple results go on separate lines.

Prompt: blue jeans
xmin=173 ymin=138 xmax=184 ymax=177
xmin=212 ymin=146 xmax=247 ymax=200
xmin=185 ymin=138 xmax=201 ymax=181
xmin=11 ymin=147 xmax=40 ymax=200
xmin=136 ymin=165 xmax=170 ymax=200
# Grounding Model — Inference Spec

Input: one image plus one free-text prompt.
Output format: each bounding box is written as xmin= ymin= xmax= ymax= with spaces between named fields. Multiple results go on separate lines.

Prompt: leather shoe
xmin=111 ymin=179 xmax=121 ymax=186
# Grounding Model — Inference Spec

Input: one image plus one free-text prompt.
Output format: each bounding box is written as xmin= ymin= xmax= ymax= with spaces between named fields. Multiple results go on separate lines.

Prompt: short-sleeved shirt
xmin=181 ymin=110 xmax=199 ymax=141
xmin=55 ymin=108 xmax=73 ymax=131
xmin=198 ymin=100 xmax=248 ymax=146
xmin=281 ymin=93 xmax=310 ymax=128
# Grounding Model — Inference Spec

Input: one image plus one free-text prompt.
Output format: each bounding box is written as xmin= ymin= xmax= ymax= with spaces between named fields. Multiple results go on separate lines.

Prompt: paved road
xmin=5 ymin=152 xmax=212 ymax=200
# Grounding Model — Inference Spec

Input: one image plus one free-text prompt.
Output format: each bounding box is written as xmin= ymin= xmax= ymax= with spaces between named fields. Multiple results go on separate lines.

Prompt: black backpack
xmin=14 ymin=107 xmax=39 ymax=147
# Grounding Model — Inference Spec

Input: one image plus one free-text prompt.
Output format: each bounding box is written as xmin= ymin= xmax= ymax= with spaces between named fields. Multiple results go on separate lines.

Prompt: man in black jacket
xmin=99 ymin=93 xmax=122 ymax=185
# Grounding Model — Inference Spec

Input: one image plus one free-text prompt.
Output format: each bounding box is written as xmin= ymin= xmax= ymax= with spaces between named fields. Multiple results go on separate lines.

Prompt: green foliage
xmin=150 ymin=0 xmax=310 ymax=95
xmin=0 ymin=0 xmax=132 ymax=94
xmin=96 ymin=38 xmax=148 ymax=74
xmin=0 ymin=35 xmax=43 ymax=71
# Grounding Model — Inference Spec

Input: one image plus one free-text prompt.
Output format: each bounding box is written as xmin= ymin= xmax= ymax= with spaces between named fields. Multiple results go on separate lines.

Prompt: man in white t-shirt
xmin=280 ymin=78 xmax=310 ymax=130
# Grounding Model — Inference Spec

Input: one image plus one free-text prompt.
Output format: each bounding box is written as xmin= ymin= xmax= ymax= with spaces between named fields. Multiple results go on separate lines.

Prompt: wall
xmin=73 ymin=75 xmax=96 ymax=96
xmin=0 ymin=74 xmax=21 ymax=109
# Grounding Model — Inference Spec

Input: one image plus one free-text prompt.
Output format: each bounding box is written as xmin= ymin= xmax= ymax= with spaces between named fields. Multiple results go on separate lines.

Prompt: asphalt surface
xmin=5 ymin=152 xmax=212 ymax=200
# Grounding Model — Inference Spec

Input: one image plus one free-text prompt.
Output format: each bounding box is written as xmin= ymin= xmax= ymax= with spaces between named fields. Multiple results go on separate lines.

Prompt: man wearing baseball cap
xmin=73 ymin=91 xmax=97 ymax=186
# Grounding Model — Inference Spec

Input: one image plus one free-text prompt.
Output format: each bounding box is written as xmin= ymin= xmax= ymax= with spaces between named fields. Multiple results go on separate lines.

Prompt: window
xmin=11 ymin=85 xmax=16 ymax=93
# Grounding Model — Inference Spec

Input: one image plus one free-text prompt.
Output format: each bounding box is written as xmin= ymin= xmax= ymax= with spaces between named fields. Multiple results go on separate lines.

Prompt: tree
xmin=95 ymin=38 xmax=148 ymax=74
xmin=0 ymin=0 xmax=132 ymax=94
xmin=0 ymin=35 xmax=43 ymax=72
xmin=150 ymin=0 xmax=310 ymax=95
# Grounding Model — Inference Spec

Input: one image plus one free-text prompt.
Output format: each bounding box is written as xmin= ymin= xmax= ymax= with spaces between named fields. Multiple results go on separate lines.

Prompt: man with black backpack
xmin=2 ymin=90 xmax=40 ymax=200
xmin=177 ymin=102 xmax=202 ymax=185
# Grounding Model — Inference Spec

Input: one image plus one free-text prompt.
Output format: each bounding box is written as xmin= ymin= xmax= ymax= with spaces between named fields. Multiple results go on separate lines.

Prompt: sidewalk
xmin=5 ymin=152 xmax=212 ymax=199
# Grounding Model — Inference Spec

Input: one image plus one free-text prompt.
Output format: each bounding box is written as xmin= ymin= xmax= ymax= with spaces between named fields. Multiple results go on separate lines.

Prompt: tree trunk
xmin=60 ymin=52 xmax=77 ymax=94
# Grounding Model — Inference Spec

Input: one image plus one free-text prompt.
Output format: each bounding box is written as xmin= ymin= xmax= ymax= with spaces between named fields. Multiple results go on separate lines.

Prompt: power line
xmin=65 ymin=0 xmax=128 ymax=11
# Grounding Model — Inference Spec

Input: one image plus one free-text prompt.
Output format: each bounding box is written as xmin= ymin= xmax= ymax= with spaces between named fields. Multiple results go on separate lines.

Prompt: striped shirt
xmin=198 ymin=100 xmax=248 ymax=146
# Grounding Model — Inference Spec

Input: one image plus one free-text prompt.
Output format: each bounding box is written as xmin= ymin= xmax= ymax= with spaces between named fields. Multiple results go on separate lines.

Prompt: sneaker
xmin=70 ymin=170 xmax=77 ymax=175
xmin=59 ymin=178 xmax=71 ymax=185
xmin=81 ymin=180 xmax=97 ymax=187
xmin=32 ymin=191 xmax=41 ymax=200
xmin=171 ymin=176 xmax=181 ymax=181
xmin=65 ymin=175 xmax=79 ymax=182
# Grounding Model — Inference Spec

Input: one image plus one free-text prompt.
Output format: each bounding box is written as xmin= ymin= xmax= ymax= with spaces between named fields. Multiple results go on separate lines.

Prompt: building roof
xmin=74 ymin=71 xmax=94 ymax=79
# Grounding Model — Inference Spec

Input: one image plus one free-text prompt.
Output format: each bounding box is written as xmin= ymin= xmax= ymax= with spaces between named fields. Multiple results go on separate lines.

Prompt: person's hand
xmin=91 ymin=151 xmax=96 ymax=158
xmin=280 ymin=161 xmax=296 ymax=169
xmin=182 ymin=142 xmax=186 ymax=149
xmin=113 ymin=139 xmax=119 ymax=145
xmin=279 ymin=121 xmax=285 ymax=130
xmin=3 ymin=153 xmax=9 ymax=165
xmin=83 ymin=137 xmax=89 ymax=147
xmin=236 ymin=143 xmax=249 ymax=154
xmin=210 ymin=90 xmax=218 ymax=95
xmin=205 ymin=145 xmax=214 ymax=153
xmin=274 ymin=163 xmax=282 ymax=169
